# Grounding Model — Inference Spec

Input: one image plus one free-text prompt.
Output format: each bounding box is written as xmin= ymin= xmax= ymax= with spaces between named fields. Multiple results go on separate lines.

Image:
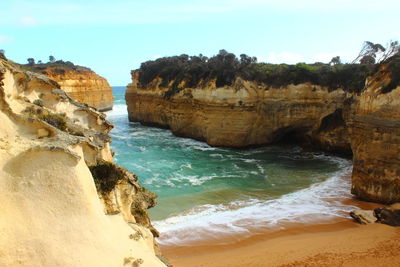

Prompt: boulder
xmin=350 ymin=210 xmax=377 ymax=224
xmin=374 ymin=208 xmax=400 ymax=226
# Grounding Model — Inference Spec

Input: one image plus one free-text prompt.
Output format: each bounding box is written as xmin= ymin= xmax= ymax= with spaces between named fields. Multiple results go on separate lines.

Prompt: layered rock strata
xmin=41 ymin=67 xmax=113 ymax=111
xmin=126 ymin=71 xmax=351 ymax=152
xmin=348 ymin=64 xmax=400 ymax=203
xmin=126 ymin=61 xmax=400 ymax=204
xmin=0 ymin=56 xmax=164 ymax=266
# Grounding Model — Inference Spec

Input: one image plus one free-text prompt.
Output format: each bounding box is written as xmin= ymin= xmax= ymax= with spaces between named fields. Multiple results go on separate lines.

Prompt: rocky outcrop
xmin=39 ymin=65 xmax=113 ymax=111
xmin=126 ymin=71 xmax=351 ymax=152
xmin=348 ymin=63 xmax=400 ymax=203
xmin=375 ymin=208 xmax=400 ymax=226
xmin=350 ymin=210 xmax=377 ymax=224
xmin=126 ymin=58 xmax=400 ymax=204
xmin=0 ymin=56 xmax=164 ymax=266
xmin=351 ymin=207 xmax=400 ymax=226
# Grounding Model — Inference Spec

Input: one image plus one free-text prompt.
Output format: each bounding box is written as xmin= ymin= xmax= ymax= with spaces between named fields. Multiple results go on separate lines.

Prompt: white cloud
xmin=310 ymin=51 xmax=355 ymax=64
xmin=261 ymin=52 xmax=305 ymax=64
xmin=311 ymin=53 xmax=340 ymax=63
xmin=18 ymin=16 xmax=38 ymax=27
xmin=0 ymin=35 xmax=13 ymax=44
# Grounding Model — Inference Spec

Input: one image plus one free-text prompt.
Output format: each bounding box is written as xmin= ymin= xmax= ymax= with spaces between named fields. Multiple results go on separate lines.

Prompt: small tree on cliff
xmin=330 ymin=56 xmax=341 ymax=65
xmin=49 ymin=55 xmax=55 ymax=63
xmin=379 ymin=40 xmax=400 ymax=62
xmin=352 ymin=41 xmax=385 ymax=64
xmin=352 ymin=40 xmax=400 ymax=64
xmin=27 ymin=58 xmax=35 ymax=65
xmin=360 ymin=55 xmax=376 ymax=64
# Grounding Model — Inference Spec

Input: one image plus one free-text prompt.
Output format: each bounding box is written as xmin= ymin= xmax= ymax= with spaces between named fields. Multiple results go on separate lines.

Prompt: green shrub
xmin=89 ymin=161 xmax=125 ymax=194
xmin=33 ymin=99 xmax=44 ymax=107
xmin=137 ymin=50 xmax=377 ymax=93
xmin=38 ymin=113 xmax=67 ymax=131
xmin=20 ymin=60 xmax=92 ymax=73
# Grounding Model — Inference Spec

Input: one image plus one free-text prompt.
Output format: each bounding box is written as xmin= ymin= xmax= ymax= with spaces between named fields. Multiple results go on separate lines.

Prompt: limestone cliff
xmin=126 ymin=57 xmax=400 ymax=204
xmin=29 ymin=63 xmax=113 ymax=111
xmin=126 ymin=71 xmax=351 ymax=153
xmin=0 ymin=56 xmax=165 ymax=267
xmin=348 ymin=62 xmax=400 ymax=203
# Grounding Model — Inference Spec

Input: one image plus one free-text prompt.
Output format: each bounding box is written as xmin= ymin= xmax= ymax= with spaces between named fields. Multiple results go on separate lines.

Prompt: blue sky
xmin=0 ymin=0 xmax=399 ymax=85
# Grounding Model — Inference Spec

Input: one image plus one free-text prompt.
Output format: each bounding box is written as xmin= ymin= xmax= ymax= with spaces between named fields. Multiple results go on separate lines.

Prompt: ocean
xmin=105 ymin=86 xmax=357 ymax=246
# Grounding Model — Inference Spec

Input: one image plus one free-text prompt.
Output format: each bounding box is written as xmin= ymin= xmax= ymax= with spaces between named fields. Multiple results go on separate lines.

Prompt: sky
xmin=0 ymin=0 xmax=399 ymax=85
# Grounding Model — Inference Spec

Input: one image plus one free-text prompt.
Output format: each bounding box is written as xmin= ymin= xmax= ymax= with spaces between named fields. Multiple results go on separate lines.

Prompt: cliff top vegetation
xmin=21 ymin=55 xmax=92 ymax=75
xmin=137 ymin=41 xmax=400 ymax=95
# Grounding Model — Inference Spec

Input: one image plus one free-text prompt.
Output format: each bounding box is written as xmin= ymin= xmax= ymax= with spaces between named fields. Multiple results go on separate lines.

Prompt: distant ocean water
xmin=105 ymin=86 xmax=356 ymax=246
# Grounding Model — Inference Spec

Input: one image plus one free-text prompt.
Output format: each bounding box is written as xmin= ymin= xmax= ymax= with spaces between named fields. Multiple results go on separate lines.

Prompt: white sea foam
xmin=153 ymin=159 xmax=355 ymax=246
xmin=256 ymin=164 xmax=265 ymax=174
xmin=192 ymin=145 xmax=218 ymax=151
xmin=169 ymin=173 xmax=219 ymax=186
xmin=104 ymin=104 xmax=128 ymax=117
xmin=185 ymin=163 xmax=192 ymax=169
xmin=177 ymin=137 xmax=219 ymax=151
xmin=242 ymin=158 xmax=260 ymax=163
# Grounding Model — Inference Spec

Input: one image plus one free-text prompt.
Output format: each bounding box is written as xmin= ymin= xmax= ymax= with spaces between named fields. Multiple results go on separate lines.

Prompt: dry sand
xmin=162 ymin=200 xmax=400 ymax=267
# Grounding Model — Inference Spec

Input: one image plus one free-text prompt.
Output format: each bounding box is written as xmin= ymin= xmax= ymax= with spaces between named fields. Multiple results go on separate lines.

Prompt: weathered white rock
xmin=0 ymin=57 xmax=165 ymax=267
xmin=350 ymin=210 xmax=377 ymax=224
xmin=37 ymin=128 xmax=49 ymax=138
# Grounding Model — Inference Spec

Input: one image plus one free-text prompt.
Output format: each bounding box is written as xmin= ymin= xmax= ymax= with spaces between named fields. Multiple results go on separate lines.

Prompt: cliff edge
xmin=25 ymin=61 xmax=114 ymax=111
xmin=349 ymin=59 xmax=400 ymax=203
xmin=0 ymin=55 xmax=165 ymax=266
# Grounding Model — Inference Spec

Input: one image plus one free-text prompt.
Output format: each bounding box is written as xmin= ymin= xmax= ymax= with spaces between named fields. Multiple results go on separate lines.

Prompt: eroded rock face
xmin=126 ymin=71 xmax=351 ymax=151
xmin=0 ymin=58 xmax=164 ymax=266
xmin=42 ymin=67 xmax=114 ymax=111
xmin=348 ymin=64 xmax=400 ymax=203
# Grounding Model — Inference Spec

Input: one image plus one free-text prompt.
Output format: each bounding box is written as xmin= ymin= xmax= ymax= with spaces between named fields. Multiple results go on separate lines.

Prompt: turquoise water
xmin=106 ymin=86 xmax=355 ymax=245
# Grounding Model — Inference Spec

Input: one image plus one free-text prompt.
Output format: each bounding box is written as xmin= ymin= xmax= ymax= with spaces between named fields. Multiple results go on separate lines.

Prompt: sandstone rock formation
xmin=348 ymin=63 xmax=400 ymax=203
xmin=126 ymin=57 xmax=400 ymax=204
xmin=126 ymin=71 xmax=351 ymax=152
xmin=31 ymin=63 xmax=113 ymax=111
xmin=0 ymin=55 xmax=164 ymax=266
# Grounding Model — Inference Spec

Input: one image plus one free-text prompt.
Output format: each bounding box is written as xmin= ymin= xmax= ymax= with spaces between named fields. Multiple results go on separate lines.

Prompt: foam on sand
xmin=154 ymin=161 xmax=354 ymax=246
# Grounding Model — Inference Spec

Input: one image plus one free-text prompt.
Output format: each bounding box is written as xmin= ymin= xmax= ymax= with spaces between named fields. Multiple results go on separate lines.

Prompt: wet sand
xmin=161 ymin=199 xmax=400 ymax=267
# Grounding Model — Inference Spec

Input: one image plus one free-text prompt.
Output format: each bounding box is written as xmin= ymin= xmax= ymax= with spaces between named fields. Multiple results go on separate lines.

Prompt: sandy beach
xmin=162 ymin=200 xmax=400 ymax=267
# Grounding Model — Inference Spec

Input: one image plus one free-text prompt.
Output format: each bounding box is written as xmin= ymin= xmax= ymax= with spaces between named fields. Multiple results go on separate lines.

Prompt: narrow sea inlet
xmin=106 ymin=86 xmax=356 ymax=246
